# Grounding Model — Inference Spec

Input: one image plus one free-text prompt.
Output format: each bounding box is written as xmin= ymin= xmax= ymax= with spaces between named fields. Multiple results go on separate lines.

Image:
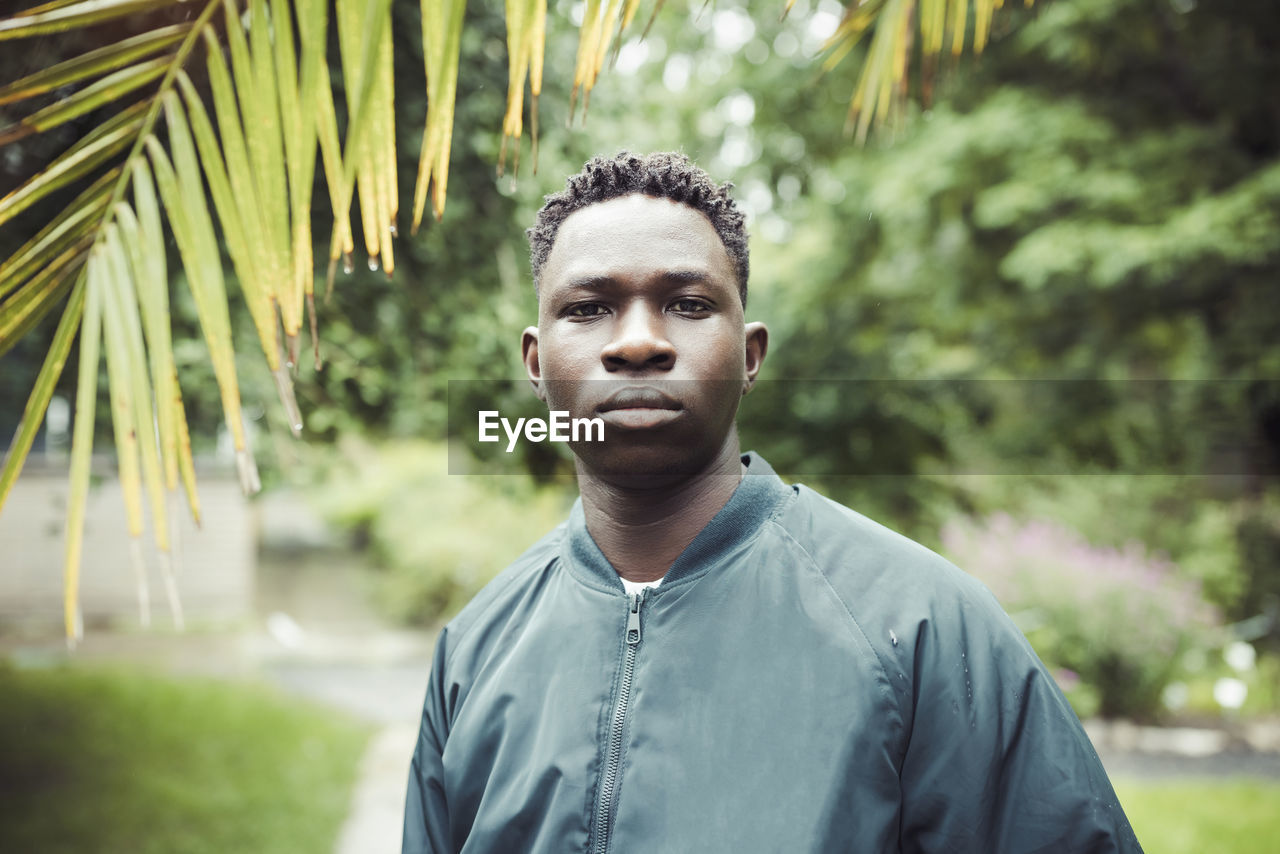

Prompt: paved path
xmin=254 ymin=641 xmax=432 ymax=854
xmin=334 ymin=723 xmax=420 ymax=854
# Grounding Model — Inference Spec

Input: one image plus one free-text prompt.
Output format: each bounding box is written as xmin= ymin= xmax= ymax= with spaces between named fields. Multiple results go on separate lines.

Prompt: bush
xmin=314 ymin=440 xmax=574 ymax=625
xmin=947 ymin=474 xmax=1251 ymax=616
xmin=941 ymin=513 xmax=1221 ymax=720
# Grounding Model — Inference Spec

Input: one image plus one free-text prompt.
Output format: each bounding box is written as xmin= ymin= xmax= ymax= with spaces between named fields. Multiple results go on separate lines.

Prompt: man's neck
xmin=577 ymin=440 xmax=745 ymax=585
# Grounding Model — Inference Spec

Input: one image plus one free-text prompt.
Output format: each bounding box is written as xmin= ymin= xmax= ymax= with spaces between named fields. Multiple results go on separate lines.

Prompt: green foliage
xmin=1113 ymin=780 xmax=1280 ymax=854
xmin=313 ymin=440 xmax=574 ymax=624
xmin=941 ymin=513 xmax=1221 ymax=720
xmin=0 ymin=662 xmax=370 ymax=854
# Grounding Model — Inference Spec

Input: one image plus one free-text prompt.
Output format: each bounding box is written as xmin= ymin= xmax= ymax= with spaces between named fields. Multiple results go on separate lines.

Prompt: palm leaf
xmin=414 ymin=0 xmax=466 ymax=227
xmin=0 ymin=100 xmax=147 ymax=229
xmin=0 ymin=23 xmax=188 ymax=106
xmin=0 ymin=168 xmax=117 ymax=303
xmin=0 ymin=238 xmax=87 ymax=350
xmin=0 ymin=56 xmax=170 ymax=146
xmin=823 ymin=0 xmax=1034 ymax=139
xmin=0 ymin=0 xmax=178 ymax=39
xmin=0 ymin=0 xmax=389 ymax=637
xmin=0 ymin=275 xmax=85 ymax=523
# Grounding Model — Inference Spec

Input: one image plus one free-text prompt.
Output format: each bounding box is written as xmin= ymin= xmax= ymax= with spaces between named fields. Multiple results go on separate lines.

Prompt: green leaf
xmin=0 ymin=275 xmax=85 ymax=518
xmin=0 ymin=0 xmax=180 ymax=41
xmin=223 ymin=0 xmax=290 ymax=328
xmin=0 ymin=23 xmax=187 ymax=105
xmin=246 ymin=0 xmax=293 ymax=331
xmin=0 ymin=99 xmax=145 ymax=229
xmin=414 ymin=0 xmax=465 ymax=228
xmin=113 ymin=204 xmax=171 ymax=482
xmin=200 ymin=26 xmax=274 ymax=334
xmin=129 ymin=159 xmax=201 ymax=521
xmin=327 ymin=0 xmax=394 ymax=268
xmin=63 ymin=268 xmax=98 ymax=642
xmin=0 ymin=55 xmax=169 ymax=144
xmin=105 ymin=224 xmax=170 ymax=557
xmin=147 ymin=117 xmax=254 ymax=492
xmin=94 ymin=241 xmax=146 ymax=628
xmin=316 ymin=61 xmax=354 ymax=279
xmin=290 ymin=0 xmax=327 ymax=367
xmin=497 ymin=0 xmax=542 ymax=178
xmin=0 ymin=166 xmax=116 ymax=301
xmin=0 ymin=237 xmax=90 ymax=354
xmin=20 ymin=0 xmax=102 ymax=14
xmin=272 ymin=0 xmax=313 ymax=332
xmin=337 ymin=0 xmax=386 ymax=267
xmin=176 ymin=69 xmax=280 ymax=368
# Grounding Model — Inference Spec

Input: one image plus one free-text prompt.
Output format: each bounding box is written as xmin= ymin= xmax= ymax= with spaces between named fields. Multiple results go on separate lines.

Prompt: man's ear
xmin=521 ymin=326 xmax=546 ymax=401
xmin=743 ymin=321 xmax=768 ymax=395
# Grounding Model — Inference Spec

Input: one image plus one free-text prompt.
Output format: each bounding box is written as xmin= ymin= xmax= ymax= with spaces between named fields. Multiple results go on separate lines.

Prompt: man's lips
xmin=597 ymin=387 xmax=682 ymax=413
xmin=596 ymin=387 xmax=684 ymax=430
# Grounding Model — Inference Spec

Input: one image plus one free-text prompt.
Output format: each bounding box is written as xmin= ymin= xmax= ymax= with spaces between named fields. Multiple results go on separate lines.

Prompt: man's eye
xmin=566 ymin=303 xmax=607 ymax=318
xmin=670 ymin=298 xmax=711 ymax=313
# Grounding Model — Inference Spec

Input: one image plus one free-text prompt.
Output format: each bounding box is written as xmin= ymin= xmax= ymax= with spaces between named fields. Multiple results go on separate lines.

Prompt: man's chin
xmin=570 ymin=440 xmax=732 ymax=486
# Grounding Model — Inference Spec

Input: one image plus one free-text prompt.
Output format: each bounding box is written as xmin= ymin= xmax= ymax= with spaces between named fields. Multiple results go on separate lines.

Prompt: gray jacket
xmin=403 ymin=453 xmax=1141 ymax=853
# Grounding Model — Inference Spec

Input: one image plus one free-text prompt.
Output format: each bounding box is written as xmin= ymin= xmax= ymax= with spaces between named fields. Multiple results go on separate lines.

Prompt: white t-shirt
xmin=620 ymin=576 xmax=663 ymax=595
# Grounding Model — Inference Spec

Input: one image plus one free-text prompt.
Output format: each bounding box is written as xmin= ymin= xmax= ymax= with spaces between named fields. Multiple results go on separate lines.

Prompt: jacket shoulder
xmin=772 ymin=484 xmax=1023 ymax=654
xmin=775 ymin=485 xmax=978 ymax=595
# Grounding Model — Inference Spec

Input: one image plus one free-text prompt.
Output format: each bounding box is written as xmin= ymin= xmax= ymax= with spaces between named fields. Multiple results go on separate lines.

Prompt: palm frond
xmin=824 ymin=0 xmax=1033 ymax=142
xmin=0 ymin=0 xmax=388 ymax=640
xmin=0 ymin=0 xmax=180 ymax=40
xmin=495 ymin=0 xmax=547 ymax=181
xmin=414 ymin=0 xmax=466 ymax=226
xmin=0 ymin=23 xmax=189 ymax=106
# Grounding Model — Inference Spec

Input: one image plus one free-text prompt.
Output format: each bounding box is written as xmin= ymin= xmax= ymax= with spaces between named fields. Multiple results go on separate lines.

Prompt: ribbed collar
xmin=561 ymin=451 xmax=793 ymax=595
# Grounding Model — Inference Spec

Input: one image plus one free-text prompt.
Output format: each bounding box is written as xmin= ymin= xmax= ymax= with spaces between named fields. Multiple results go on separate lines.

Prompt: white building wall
xmin=0 ymin=461 xmax=254 ymax=627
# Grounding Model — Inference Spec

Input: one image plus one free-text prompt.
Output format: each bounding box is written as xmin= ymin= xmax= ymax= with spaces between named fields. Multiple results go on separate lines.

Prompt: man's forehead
xmin=542 ymin=194 xmax=735 ymax=288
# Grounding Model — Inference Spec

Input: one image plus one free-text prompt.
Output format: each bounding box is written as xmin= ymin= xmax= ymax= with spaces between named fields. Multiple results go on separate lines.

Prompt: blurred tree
xmin=744 ymin=0 xmax=1280 ymax=619
xmin=0 ymin=0 xmax=1035 ymax=638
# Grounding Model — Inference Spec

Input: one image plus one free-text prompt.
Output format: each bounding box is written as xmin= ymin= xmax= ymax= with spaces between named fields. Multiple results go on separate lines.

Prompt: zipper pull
xmin=626 ymin=591 xmax=644 ymax=645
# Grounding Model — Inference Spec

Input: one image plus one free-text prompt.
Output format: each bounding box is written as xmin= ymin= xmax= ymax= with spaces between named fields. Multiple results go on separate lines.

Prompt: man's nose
xmin=601 ymin=305 xmax=675 ymax=371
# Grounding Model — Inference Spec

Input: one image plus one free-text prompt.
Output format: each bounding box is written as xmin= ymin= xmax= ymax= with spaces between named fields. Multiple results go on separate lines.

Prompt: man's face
xmin=522 ymin=193 xmax=767 ymax=479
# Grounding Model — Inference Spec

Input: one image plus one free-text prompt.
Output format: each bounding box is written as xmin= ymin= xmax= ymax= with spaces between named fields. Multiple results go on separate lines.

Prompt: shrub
xmin=941 ymin=513 xmax=1221 ymax=721
xmin=314 ymin=440 xmax=574 ymax=625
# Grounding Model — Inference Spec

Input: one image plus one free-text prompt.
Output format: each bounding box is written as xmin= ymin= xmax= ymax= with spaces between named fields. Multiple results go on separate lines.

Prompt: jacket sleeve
xmin=403 ymin=630 xmax=454 ymax=854
xmin=896 ymin=581 xmax=1143 ymax=854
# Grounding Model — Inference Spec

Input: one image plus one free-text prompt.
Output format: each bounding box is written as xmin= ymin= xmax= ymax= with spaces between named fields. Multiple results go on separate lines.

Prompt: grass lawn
xmin=1115 ymin=778 xmax=1280 ymax=854
xmin=0 ymin=662 xmax=373 ymax=854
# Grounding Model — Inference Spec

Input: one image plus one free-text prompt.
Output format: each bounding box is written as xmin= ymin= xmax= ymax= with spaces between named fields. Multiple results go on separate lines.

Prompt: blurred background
xmin=1 ymin=0 xmax=1278 ymax=851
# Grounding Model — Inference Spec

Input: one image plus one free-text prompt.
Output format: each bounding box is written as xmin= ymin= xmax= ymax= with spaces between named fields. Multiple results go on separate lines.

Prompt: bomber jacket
xmin=403 ymin=452 xmax=1142 ymax=853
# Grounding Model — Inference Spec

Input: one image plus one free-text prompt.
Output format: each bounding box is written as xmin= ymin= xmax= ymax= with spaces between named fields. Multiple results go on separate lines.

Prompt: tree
xmin=0 ymin=0 xmax=1031 ymax=639
xmin=739 ymin=0 xmax=1279 ymax=624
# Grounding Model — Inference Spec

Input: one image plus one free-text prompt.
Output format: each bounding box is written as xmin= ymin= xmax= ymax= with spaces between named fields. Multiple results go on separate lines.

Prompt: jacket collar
xmin=561 ymin=451 xmax=793 ymax=594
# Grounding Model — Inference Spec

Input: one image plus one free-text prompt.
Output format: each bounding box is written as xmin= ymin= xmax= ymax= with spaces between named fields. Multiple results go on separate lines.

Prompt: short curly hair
xmin=527 ymin=151 xmax=749 ymax=306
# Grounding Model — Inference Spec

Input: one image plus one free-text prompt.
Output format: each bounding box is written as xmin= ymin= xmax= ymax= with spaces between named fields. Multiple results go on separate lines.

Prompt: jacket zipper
xmin=592 ymin=589 xmax=646 ymax=854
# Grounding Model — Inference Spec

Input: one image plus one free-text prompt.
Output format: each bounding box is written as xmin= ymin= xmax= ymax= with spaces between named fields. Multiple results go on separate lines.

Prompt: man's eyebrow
xmin=559 ymin=270 xmax=714 ymax=292
xmin=659 ymin=269 xmax=714 ymax=285
xmin=560 ymin=275 xmax=617 ymax=293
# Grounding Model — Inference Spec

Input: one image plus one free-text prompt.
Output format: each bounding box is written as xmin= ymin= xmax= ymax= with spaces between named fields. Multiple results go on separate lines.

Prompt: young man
xmin=403 ymin=152 xmax=1142 ymax=853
